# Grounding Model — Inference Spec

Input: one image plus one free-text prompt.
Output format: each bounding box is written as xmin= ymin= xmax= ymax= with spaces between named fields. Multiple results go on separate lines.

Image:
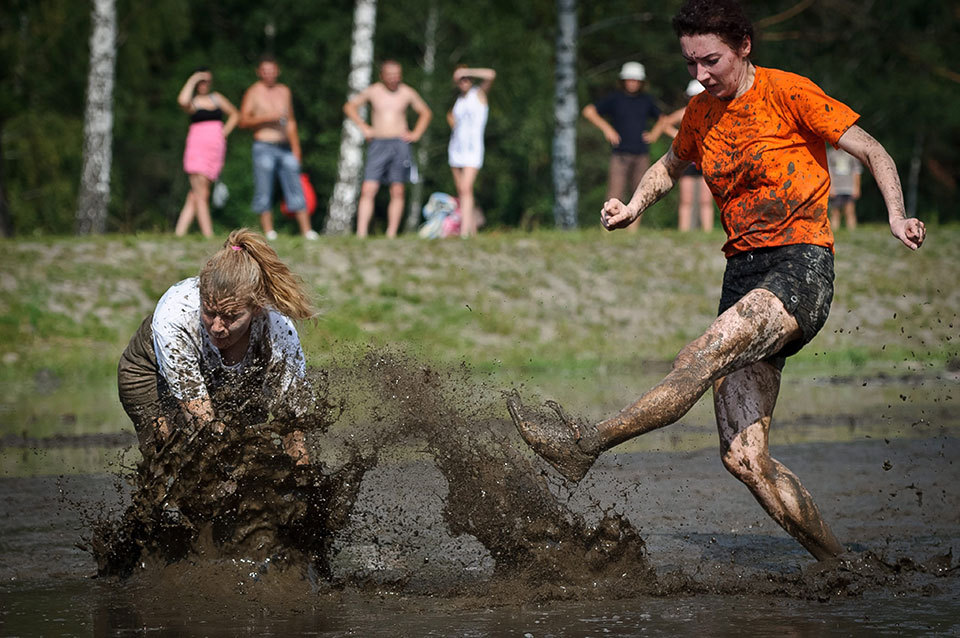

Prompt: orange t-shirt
xmin=672 ymin=66 xmax=860 ymax=257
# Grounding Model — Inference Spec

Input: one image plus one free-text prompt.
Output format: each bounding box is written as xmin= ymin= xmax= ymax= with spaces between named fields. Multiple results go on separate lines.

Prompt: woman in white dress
xmin=447 ymin=66 xmax=496 ymax=237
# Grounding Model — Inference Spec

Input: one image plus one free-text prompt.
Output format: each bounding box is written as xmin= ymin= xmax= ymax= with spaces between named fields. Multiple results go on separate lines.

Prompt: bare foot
xmin=506 ymin=390 xmax=599 ymax=482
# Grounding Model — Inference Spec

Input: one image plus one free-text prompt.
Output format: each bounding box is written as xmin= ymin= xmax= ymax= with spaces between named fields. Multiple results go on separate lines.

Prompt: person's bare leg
xmin=293 ymin=210 xmax=313 ymax=236
xmin=606 ymin=154 xmax=635 ymax=233
xmin=457 ymin=167 xmax=479 ymax=237
xmin=697 ymin=177 xmax=714 ymax=232
xmin=624 ymin=154 xmax=648 ymax=233
xmin=356 ymin=180 xmax=379 ymax=238
xmin=175 ymin=191 xmax=196 ymax=237
xmin=715 ymin=362 xmax=844 ymax=560
xmin=509 ymin=288 xmax=803 ymax=481
xmin=259 ymin=211 xmax=275 ymax=236
xmin=385 ymin=182 xmax=405 ymax=238
xmin=189 ymin=174 xmax=214 ymax=238
xmin=829 ymin=205 xmax=840 ymax=230
xmin=678 ymin=176 xmax=695 ymax=231
xmin=844 ymin=200 xmax=857 ymax=230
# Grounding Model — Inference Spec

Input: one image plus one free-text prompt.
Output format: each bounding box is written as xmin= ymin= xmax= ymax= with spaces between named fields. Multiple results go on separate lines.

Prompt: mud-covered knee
xmin=721 ymin=448 xmax=763 ymax=484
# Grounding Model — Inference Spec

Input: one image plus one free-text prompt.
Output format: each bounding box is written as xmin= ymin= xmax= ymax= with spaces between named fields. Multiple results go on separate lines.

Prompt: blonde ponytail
xmin=198 ymin=228 xmax=317 ymax=319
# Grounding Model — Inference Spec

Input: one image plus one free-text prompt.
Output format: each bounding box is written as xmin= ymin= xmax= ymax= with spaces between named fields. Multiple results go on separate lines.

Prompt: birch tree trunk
xmin=325 ymin=0 xmax=377 ymax=236
xmin=405 ymin=1 xmax=439 ymax=233
xmin=75 ymin=0 xmax=116 ymax=235
xmin=552 ymin=0 xmax=579 ymax=229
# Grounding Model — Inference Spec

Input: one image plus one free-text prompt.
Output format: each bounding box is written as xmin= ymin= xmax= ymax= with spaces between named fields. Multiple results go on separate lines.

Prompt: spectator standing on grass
xmin=509 ymin=0 xmax=925 ymax=562
xmin=646 ymin=79 xmax=714 ymax=232
xmin=581 ymin=61 xmax=661 ymax=232
xmin=447 ymin=66 xmax=496 ymax=238
xmin=344 ymin=60 xmax=432 ymax=238
xmin=827 ymin=146 xmax=863 ymax=230
xmin=175 ymin=68 xmax=239 ymax=238
xmin=239 ymin=56 xmax=318 ymax=241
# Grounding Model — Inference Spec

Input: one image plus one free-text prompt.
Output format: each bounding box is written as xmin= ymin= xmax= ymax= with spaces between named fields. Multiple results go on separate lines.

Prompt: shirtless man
xmin=344 ymin=60 xmax=432 ymax=238
xmin=239 ymin=55 xmax=317 ymax=240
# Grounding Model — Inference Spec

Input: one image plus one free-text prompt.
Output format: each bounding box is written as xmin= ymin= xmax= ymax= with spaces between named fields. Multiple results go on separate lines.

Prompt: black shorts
xmin=717 ymin=244 xmax=834 ymax=368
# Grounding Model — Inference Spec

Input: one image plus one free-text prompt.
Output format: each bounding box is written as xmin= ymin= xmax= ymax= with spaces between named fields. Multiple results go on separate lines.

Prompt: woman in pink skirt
xmin=175 ymin=68 xmax=239 ymax=237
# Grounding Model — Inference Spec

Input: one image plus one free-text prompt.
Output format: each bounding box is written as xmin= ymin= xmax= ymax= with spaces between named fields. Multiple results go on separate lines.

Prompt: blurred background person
xmin=447 ymin=66 xmax=496 ymax=238
xmin=646 ymin=79 xmax=714 ymax=232
xmin=827 ymin=146 xmax=863 ymax=230
xmin=582 ymin=61 xmax=660 ymax=231
xmin=175 ymin=68 xmax=239 ymax=238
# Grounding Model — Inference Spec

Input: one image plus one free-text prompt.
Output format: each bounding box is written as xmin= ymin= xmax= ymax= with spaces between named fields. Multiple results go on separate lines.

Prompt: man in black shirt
xmin=582 ymin=61 xmax=661 ymax=231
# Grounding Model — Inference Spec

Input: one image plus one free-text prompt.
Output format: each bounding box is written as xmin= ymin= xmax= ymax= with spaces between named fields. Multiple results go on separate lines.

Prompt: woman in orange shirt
xmin=509 ymin=0 xmax=925 ymax=562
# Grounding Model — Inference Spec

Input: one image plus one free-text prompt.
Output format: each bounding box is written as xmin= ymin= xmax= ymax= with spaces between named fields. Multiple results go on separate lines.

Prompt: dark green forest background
xmin=2 ymin=0 xmax=957 ymax=236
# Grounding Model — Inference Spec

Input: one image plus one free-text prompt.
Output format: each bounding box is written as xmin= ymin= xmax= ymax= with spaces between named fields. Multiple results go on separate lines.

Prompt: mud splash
xmin=88 ymin=349 xmax=651 ymax=597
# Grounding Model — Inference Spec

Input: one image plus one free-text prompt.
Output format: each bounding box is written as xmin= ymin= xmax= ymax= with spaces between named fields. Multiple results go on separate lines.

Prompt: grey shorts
xmin=829 ymin=194 xmax=855 ymax=208
xmin=718 ymin=244 xmax=834 ymax=367
xmin=364 ymin=138 xmax=412 ymax=184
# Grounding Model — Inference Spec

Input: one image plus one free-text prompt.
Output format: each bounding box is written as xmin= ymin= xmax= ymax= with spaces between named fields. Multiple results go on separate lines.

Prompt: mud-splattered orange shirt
xmin=673 ymin=66 xmax=859 ymax=257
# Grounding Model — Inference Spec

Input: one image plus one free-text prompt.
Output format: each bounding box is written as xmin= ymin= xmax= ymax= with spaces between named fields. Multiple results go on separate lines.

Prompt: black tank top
xmin=190 ymin=95 xmax=223 ymax=124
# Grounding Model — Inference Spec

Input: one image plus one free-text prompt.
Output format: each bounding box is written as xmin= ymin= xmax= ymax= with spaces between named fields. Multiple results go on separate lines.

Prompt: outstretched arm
xmin=582 ymin=104 xmax=620 ymax=147
xmin=645 ymin=107 xmax=684 ymax=144
xmin=837 ymin=125 xmax=925 ymax=250
xmin=601 ymin=147 xmax=689 ymax=230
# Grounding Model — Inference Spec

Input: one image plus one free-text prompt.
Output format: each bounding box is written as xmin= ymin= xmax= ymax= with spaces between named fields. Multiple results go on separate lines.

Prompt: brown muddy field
xmin=1 ymin=352 xmax=958 ymax=636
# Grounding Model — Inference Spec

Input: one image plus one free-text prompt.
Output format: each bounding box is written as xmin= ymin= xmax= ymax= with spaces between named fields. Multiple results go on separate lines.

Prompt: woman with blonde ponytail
xmin=118 ymin=228 xmax=315 ymax=464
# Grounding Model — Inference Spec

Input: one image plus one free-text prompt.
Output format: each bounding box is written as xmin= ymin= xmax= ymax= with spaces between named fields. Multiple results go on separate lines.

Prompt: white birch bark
xmin=75 ymin=0 xmax=116 ymax=235
xmin=324 ymin=0 xmax=378 ymax=235
xmin=405 ymin=1 xmax=438 ymax=232
xmin=552 ymin=0 xmax=579 ymax=229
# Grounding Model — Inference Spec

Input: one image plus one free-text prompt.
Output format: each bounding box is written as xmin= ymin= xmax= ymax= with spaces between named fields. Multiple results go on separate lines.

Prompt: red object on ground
xmin=281 ymin=173 xmax=317 ymax=217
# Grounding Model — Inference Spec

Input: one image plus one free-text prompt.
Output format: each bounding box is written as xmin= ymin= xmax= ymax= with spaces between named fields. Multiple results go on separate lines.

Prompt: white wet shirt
xmin=151 ymin=278 xmax=308 ymax=415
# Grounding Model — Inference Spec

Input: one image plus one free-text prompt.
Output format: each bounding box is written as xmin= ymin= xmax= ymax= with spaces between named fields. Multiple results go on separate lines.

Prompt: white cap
xmin=685 ymin=79 xmax=705 ymax=97
xmin=619 ymin=62 xmax=646 ymax=81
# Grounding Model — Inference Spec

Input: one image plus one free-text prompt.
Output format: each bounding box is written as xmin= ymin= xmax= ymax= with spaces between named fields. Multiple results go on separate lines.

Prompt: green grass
xmin=1 ymin=225 xmax=957 ymax=444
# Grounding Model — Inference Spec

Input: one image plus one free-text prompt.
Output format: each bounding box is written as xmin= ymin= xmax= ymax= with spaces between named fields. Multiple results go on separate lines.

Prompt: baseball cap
xmin=619 ymin=62 xmax=646 ymax=81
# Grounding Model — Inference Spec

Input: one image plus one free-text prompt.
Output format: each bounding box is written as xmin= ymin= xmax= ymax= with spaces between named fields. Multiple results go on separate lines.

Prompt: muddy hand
xmin=600 ymin=198 xmax=636 ymax=231
xmin=891 ymin=217 xmax=926 ymax=250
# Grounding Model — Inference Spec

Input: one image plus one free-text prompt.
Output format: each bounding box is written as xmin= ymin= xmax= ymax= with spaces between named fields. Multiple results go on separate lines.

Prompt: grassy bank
xmin=1 ymin=226 xmax=957 ymax=443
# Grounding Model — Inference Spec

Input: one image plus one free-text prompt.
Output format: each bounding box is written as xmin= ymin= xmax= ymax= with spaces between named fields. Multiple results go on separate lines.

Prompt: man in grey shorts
xmin=344 ymin=60 xmax=432 ymax=238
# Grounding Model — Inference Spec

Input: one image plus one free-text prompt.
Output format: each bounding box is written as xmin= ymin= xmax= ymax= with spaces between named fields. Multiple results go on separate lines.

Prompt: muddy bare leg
xmin=510 ymin=289 xmax=803 ymax=481
xmin=586 ymin=289 xmax=802 ymax=454
xmin=715 ymin=362 xmax=844 ymax=560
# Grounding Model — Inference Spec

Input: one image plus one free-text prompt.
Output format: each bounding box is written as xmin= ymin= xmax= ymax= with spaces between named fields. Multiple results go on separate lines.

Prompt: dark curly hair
xmin=672 ymin=0 xmax=754 ymax=53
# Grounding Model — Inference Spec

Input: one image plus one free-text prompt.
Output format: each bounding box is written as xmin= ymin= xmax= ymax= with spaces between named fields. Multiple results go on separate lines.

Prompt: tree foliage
xmin=1 ymin=0 xmax=957 ymax=236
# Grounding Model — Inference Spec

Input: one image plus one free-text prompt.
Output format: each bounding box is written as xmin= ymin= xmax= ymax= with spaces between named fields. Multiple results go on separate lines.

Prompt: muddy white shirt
xmin=151 ymin=278 xmax=308 ymax=417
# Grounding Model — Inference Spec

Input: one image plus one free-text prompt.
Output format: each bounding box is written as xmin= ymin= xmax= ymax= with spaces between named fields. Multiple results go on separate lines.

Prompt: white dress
xmin=448 ymin=87 xmax=489 ymax=169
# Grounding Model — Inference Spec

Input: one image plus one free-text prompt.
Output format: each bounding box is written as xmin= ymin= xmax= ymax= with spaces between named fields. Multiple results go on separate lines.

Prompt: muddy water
xmin=1 ymin=351 xmax=959 ymax=635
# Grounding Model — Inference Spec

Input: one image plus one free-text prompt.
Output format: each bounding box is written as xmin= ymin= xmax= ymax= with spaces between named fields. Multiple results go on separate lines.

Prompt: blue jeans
xmin=251 ymin=141 xmax=306 ymax=213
